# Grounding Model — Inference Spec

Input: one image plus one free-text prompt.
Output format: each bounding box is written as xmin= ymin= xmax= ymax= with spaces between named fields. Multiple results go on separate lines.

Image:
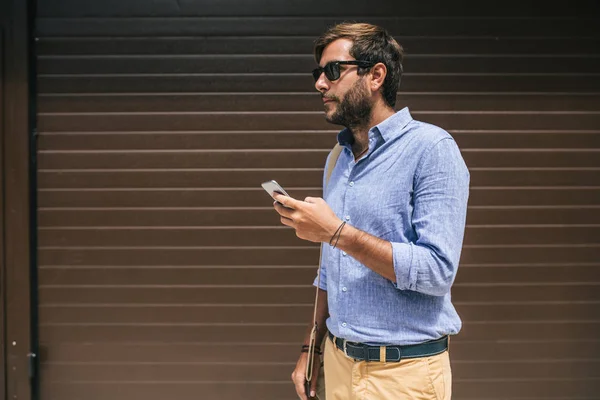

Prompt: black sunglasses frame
xmin=312 ymin=60 xmax=375 ymax=82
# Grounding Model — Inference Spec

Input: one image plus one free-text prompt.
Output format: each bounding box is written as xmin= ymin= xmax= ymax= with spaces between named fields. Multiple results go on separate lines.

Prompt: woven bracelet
xmin=329 ymin=221 xmax=347 ymax=247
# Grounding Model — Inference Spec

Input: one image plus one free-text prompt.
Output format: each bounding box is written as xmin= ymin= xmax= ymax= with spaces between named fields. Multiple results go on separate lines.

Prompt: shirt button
xmin=342 ymin=287 xmax=347 ymax=292
xmin=349 ymin=181 xmax=354 ymax=187
xmin=345 ymin=216 xmax=350 ymax=221
xmin=342 ymin=251 xmax=347 ymax=256
xmin=342 ymin=322 xmax=347 ymax=327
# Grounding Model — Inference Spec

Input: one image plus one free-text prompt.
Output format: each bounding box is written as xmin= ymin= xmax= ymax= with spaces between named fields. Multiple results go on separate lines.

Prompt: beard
xmin=325 ymin=77 xmax=373 ymax=128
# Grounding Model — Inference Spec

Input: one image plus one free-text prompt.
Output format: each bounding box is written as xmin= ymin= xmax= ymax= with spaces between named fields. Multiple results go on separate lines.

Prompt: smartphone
xmin=261 ymin=180 xmax=290 ymax=201
xmin=304 ymin=380 xmax=313 ymax=399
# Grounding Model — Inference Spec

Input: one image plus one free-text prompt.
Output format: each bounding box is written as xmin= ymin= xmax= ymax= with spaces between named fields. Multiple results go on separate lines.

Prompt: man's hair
xmin=314 ymin=22 xmax=404 ymax=108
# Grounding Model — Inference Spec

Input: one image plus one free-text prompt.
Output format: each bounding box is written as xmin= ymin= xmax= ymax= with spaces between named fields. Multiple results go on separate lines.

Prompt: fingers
xmin=303 ymin=196 xmax=323 ymax=204
xmin=291 ymin=373 xmax=308 ymax=400
xmin=291 ymin=354 xmax=309 ymax=400
xmin=279 ymin=215 xmax=294 ymax=228
xmin=273 ymin=200 xmax=293 ymax=214
xmin=273 ymin=192 xmax=301 ymax=209
xmin=273 ymin=202 xmax=296 ymax=227
xmin=296 ymin=382 xmax=308 ymax=400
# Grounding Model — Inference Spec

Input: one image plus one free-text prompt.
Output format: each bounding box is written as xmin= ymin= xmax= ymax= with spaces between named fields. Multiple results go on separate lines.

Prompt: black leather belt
xmin=328 ymin=332 xmax=448 ymax=362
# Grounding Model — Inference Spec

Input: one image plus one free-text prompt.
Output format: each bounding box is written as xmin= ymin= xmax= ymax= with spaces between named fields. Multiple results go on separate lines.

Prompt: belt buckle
xmin=387 ymin=346 xmax=401 ymax=362
xmin=343 ymin=340 xmax=349 ymax=357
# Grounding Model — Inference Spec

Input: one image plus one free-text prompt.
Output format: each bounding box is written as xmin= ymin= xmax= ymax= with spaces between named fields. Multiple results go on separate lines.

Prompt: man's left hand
xmin=273 ymin=193 xmax=342 ymax=243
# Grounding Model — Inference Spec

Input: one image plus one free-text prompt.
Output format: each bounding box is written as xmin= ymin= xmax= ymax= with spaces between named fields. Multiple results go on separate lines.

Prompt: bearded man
xmin=272 ymin=22 xmax=470 ymax=400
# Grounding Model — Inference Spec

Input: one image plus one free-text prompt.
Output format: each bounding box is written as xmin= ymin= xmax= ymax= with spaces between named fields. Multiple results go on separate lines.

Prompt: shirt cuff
xmin=392 ymin=242 xmax=417 ymax=290
xmin=313 ymin=272 xmax=327 ymax=291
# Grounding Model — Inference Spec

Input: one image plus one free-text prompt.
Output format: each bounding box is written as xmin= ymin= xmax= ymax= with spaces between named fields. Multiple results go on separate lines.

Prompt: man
xmin=272 ymin=22 xmax=469 ymax=400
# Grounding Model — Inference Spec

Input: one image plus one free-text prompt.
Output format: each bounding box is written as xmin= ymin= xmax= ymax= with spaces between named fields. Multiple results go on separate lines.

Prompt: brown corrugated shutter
xmin=35 ymin=1 xmax=600 ymax=399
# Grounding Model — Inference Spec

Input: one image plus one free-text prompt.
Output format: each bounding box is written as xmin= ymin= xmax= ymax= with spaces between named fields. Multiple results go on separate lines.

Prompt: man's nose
xmin=314 ymin=73 xmax=329 ymax=92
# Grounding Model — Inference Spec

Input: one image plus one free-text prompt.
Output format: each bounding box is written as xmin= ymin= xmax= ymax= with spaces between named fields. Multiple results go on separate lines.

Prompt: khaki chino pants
xmin=323 ymin=336 xmax=452 ymax=400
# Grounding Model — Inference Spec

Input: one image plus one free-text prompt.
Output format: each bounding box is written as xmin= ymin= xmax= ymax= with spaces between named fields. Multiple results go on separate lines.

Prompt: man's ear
xmin=370 ymin=62 xmax=387 ymax=92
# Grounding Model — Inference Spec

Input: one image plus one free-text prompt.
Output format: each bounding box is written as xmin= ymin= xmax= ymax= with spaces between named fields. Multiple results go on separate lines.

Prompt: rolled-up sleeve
xmin=393 ymin=138 xmax=470 ymax=296
xmin=313 ymin=245 xmax=328 ymax=291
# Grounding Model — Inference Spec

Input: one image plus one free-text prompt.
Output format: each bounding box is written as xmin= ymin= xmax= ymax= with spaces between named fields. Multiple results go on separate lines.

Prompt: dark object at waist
xmin=328 ymin=332 xmax=448 ymax=362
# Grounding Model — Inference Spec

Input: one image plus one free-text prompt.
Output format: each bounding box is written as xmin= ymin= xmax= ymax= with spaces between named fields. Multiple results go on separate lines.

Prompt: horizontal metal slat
xmin=36 ymin=0 xmax=600 ymax=18
xmin=36 ymin=37 xmax=600 ymax=56
xmin=36 ymin=226 xmax=600 ymax=246
xmin=38 ymin=360 xmax=600 ymax=382
xmin=38 ymin=302 xmax=600 ymax=324
xmin=36 ymin=321 xmax=600 ymax=342
xmin=38 ymin=287 xmax=315 ymax=305
xmin=36 ymin=150 xmax=600 ymax=169
xmin=38 ymin=74 xmax=600 ymax=93
xmin=36 ymin=17 xmax=600 ymax=37
xmin=37 ymin=340 xmax=600 ymax=363
xmin=37 ymin=267 xmax=316 ymax=287
xmin=37 ymin=131 xmax=600 ymax=151
xmin=37 ymin=170 xmax=325 ymax=189
xmin=36 ymin=170 xmax=600 ymax=188
xmin=37 ymin=285 xmax=600 ymax=305
xmin=39 ymin=382 xmax=296 ymax=400
xmin=37 ymin=54 xmax=600 ymax=75
xmin=37 ymin=245 xmax=600 ymax=267
xmin=36 ymin=380 xmax=600 ymax=400
xmin=35 ymin=187 xmax=600 ymax=208
xmin=36 ymin=265 xmax=600 ymax=287
xmin=39 ymin=305 xmax=315 ymax=324
xmin=36 ymin=112 xmax=600 ymax=132
xmin=37 ymin=93 xmax=600 ymax=113
xmin=37 ymin=207 xmax=600 ymax=227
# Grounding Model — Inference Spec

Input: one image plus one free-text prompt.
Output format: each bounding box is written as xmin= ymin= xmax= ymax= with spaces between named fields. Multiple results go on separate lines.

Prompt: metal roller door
xmin=35 ymin=1 xmax=600 ymax=398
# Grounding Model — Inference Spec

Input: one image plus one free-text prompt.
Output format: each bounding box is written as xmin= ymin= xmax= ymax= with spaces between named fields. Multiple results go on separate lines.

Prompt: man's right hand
xmin=291 ymin=352 xmax=321 ymax=399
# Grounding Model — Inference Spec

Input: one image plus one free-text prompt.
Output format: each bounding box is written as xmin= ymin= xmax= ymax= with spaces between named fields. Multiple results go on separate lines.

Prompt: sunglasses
xmin=312 ymin=60 xmax=375 ymax=82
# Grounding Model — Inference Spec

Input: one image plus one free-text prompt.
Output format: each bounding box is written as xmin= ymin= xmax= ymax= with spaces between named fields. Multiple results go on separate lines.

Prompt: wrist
xmin=301 ymin=344 xmax=322 ymax=354
xmin=332 ymin=223 xmax=357 ymax=252
xmin=325 ymin=218 xmax=343 ymax=241
xmin=301 ymin=344 xmax=320 ymax=347
xmin=328 ymin=220 xmax=346 ymax=248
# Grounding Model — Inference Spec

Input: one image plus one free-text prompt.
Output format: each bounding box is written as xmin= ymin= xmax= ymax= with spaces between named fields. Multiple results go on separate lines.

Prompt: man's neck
xmin=348 ymin=104 xmax=395 ymax=159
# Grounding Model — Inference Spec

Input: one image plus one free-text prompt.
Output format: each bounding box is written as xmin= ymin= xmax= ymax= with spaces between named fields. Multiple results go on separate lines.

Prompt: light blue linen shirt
xmin=316 ymin=107 xmax=470 ymax=346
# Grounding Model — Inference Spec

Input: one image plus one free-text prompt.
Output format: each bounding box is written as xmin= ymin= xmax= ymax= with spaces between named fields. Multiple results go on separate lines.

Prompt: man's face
xmin=314 ymin=38 xmax=373 ymax=127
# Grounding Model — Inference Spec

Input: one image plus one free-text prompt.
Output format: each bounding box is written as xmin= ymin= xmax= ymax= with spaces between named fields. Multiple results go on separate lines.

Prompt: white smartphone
xmin=261 ymin=180 xmax=290 ymax=202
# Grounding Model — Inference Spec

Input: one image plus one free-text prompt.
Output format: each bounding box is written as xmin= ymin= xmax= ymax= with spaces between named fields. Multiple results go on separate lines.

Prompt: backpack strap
xmin=325 ymin=143 xmax=343 ymax=189
xmin=306 ymin=143 xmax=344 ymax=385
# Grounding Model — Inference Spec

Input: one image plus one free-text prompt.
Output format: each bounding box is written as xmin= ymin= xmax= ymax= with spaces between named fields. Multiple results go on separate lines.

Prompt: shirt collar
xmin=373 ymin=107 xmax=413 ymax=142
xmin=337 ymin=107 xmax=414 ymax=146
